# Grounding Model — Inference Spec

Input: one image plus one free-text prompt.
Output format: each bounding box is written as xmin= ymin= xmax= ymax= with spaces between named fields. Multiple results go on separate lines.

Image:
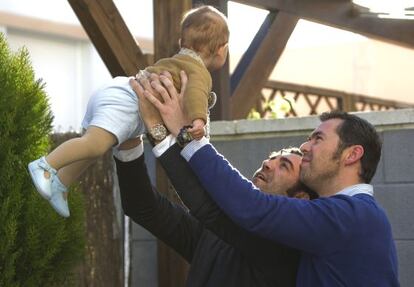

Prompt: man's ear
xmin=217 ymin=43 xmax=228 ymax=57
xmin=293 ymin=191 xmax=310 ymax=200
xmin=343 ymin=145 xmax=364 ymax=166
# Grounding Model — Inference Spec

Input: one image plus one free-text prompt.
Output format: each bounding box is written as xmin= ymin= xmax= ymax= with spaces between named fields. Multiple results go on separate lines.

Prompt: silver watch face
xmin=182 ymin=130 xmax=192 ymax=142
xmin=149 ymin=124 xmax=167 ymax=141
xmin=177 ymin=126 xmax=193 ymax=147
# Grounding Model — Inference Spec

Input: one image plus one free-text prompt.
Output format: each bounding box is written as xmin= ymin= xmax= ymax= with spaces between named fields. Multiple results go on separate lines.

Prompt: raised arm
xmin=129 ymin=73 xmax=232 ymax=234
xmin=183 ymin=141 xmax=356 ymax=254
xmin=128 ymin=74 xmax=293 ymax=256
xmin=158 ymin=143 xmax=223 ymax=224
xmin=129 ymin=71 xmax=355 ymax=254
xmin=157 ymin=142 xmax=302 ymax=272
xmin=114 ymin=151 xmax=201 ymax=262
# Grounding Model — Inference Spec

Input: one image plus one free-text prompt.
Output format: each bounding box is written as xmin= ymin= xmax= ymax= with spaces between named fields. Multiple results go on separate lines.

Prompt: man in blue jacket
xmin=132 ymin=73 xmax=399 ymax=286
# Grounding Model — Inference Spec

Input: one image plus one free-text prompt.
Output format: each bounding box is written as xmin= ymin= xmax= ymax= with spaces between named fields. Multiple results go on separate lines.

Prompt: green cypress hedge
xmin=0 ymin=33 xmax=85 ymax=286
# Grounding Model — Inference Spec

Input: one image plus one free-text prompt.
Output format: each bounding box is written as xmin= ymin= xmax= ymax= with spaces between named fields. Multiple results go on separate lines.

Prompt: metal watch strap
xmin=147 ymin=123 xmax=168 ymax=146
xmin=177 ymin=125 xmax=193 ymax=148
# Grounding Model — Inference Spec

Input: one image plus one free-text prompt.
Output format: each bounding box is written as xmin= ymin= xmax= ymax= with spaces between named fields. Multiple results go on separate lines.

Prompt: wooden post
xmin=154 ymin=1 xmax=192 ymax=59
xmin=153 ymin=1 xmax=192 ymax=287
xmin=204 ymin=0 xmax=231 ymax=120
xmin=342 ymin=93 xmax=356 ymax=112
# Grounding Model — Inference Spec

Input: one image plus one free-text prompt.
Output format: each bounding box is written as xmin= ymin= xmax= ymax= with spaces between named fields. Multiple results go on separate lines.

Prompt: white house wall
xmin=5 ymin=27 xmax=111 ymax=132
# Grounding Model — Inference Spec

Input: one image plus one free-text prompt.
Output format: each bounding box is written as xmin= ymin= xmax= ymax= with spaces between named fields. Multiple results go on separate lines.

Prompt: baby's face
xmin=210 ymin=44 xmax=228 ymax=71
xmin=218 ymin=44 xmax=229 ymax=66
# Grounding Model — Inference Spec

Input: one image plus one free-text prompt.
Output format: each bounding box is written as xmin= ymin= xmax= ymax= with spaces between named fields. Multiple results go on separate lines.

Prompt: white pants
xmin=81 ymin=76 xmax=146 ymax=147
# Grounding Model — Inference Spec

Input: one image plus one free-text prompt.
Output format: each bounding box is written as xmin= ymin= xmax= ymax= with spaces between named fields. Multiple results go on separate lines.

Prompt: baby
xmin=28 ymin=5 xmax=229 ymax=217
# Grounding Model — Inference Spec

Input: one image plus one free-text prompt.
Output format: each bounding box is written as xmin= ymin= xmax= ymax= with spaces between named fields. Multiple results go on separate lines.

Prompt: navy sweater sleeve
xmin=115 ymin=155 xmax=202 ymax=262
xmin=187 ymin=144 xmax=359 ymax=254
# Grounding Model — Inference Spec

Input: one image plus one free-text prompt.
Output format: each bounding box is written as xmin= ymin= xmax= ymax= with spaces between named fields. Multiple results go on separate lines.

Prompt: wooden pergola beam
xmin=154 ymin=1 xmax=192 ymax=60
xmin=233 ymin=0 xmax=414 ymax=49
xmin=231 ymin=11 xmax=298 ymax=119
xmin=203 ymin=0 xmax=231 ymax=121
xmin=68 ymin=0 xmax=148 ymax=77
xmin=153 ymin=2 xmax=192 ymax=287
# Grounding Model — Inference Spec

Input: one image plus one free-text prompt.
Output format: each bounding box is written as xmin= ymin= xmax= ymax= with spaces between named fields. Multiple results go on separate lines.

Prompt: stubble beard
xmin=300 ymin=154 xmax=341 ymax=192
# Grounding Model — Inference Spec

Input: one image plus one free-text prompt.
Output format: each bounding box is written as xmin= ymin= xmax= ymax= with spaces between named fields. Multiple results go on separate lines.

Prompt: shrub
xmin=0 ymin=33 xmax=84 ymax=287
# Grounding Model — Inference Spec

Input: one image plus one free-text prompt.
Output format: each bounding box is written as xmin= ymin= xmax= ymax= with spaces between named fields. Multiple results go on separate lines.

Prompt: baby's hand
xmin=187 ymin=119 xmax=206 ymax=140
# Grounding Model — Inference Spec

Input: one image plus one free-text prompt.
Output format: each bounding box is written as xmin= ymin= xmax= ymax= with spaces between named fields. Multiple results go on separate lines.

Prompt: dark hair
xmin=181 ymin=5 xmax=229 ymax=55
xmin=287 ymin=181 xmax=319 ymax=200
xmin=319 ymin=111 xmax=382 ymax=183
xmin=279 ymin=147 xmax=303 ymax=157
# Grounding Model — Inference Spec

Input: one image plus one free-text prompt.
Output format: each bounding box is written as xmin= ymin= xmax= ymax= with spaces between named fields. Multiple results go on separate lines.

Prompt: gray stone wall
xmin=374 ymin=129 xmax=414 ymax=286
xmin=130 ymin=109 xmax=414 ymax=286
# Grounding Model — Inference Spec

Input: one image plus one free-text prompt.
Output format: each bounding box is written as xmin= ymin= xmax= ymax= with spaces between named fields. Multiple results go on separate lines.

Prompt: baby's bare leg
xmin=46 ymin=126 xmax=117 ymax=170
xmin=57 ymin=158 xmax=96 ymax=188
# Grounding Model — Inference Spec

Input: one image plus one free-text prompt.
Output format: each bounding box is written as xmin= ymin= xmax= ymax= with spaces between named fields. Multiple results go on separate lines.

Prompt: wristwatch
xmin=147 ymin=123 xmax=168 ymax=146
xmin=177 ymin=125 xmax=193 ymax=148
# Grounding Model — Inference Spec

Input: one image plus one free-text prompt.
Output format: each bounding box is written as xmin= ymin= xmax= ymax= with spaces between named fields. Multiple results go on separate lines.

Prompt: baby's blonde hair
xmin=180 ymin=5 xmax=229 ymax=56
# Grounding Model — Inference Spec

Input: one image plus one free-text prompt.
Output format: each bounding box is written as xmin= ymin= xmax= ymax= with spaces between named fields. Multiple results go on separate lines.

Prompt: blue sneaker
xmin=28 ymin=156 xmax=55 ymax=200
xmin=49 ymin=175 xmax=70 ymax=218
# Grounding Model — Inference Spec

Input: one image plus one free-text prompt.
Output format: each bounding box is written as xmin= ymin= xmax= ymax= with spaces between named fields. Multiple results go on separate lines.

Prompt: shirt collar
xmin=335 ymin=184 xmax=374 ymax=197
xmin=178 ymin=48 xmax=205 ymax=67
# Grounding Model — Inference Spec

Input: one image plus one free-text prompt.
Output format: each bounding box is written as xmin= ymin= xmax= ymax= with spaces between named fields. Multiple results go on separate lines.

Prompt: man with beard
xmin=136 ymin=73 xmax=399 ymax=287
